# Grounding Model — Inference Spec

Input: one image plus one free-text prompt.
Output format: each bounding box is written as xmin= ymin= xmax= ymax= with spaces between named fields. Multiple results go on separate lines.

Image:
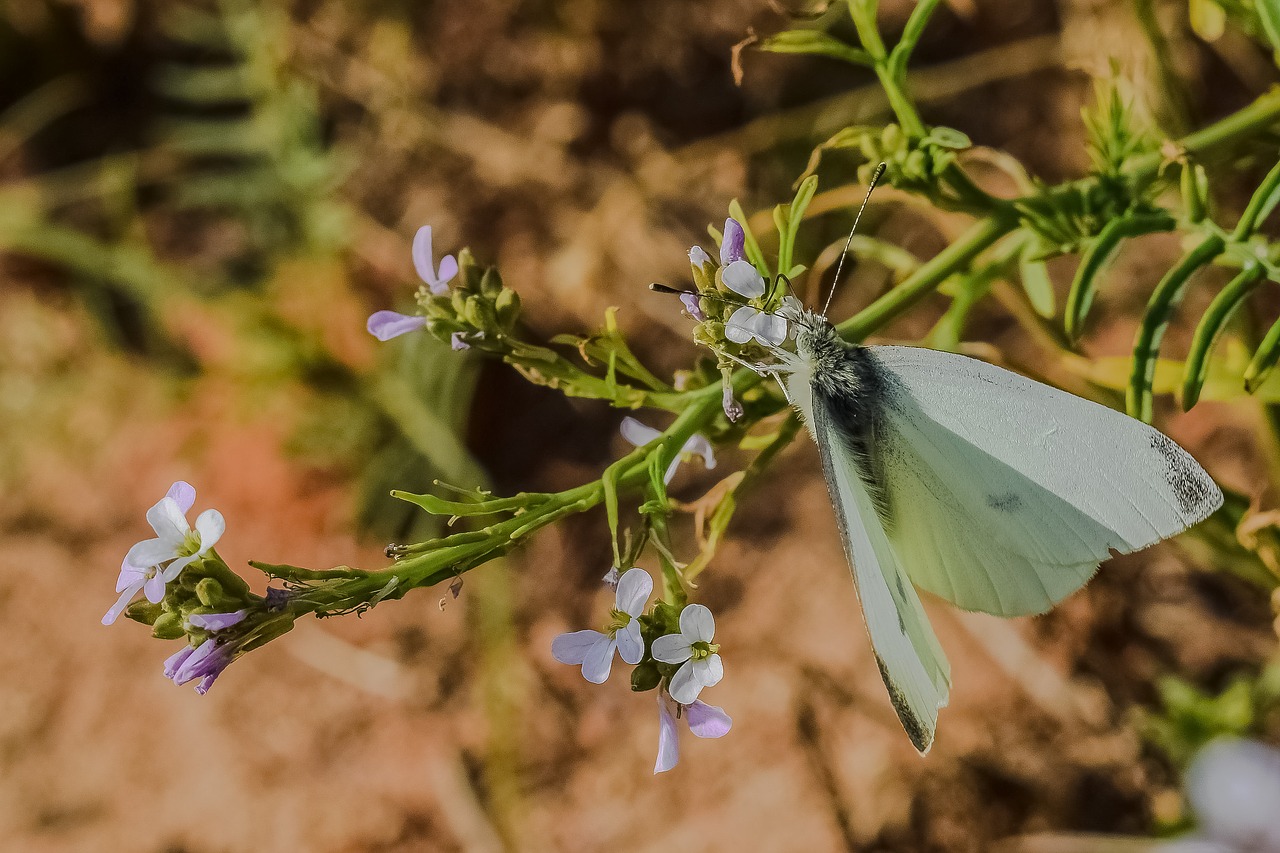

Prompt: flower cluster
xmin=103 ymin=482 xmax=296 ymax=695
xmin=684 ymin=218 xmax=795 ymax=350
xmin=551 ymin=568 xmax=731 ymax=774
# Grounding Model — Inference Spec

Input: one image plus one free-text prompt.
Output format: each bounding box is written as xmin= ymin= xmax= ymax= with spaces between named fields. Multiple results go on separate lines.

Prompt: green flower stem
xmin=1233 ymin=158 xmax=1280 ymax=241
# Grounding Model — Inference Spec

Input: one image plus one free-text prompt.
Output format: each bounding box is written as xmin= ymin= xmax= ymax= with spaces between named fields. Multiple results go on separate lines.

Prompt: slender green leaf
xmin=759 ymin=30 xmax=874 ymax=67
xmin=1256 ymin=0 xmax=1280 ymax=62
xmin=1018 ymin=248 xmax=1056 ymax=318
xmin=1182 ymin=264 xmax=1266 ymax=410
xmin=1233 ymin=158 xmax=1280 ymax=239
xmin=1065 ymin=211 xmax=1176 ymax=341
xmin=1245 ymin=310 xmax=1280 ymax=393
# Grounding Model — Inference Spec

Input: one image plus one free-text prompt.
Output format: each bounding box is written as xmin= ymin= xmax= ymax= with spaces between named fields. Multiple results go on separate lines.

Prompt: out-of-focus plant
xmin=98 ymin=0 xmax=1280 ymax=780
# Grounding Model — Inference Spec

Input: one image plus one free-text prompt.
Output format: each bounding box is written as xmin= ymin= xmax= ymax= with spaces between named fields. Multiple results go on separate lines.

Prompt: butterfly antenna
xmin=649 ymin=283 xmax=748 ymax=310
xmin=820 ymin=162 xmax=887 ymax=318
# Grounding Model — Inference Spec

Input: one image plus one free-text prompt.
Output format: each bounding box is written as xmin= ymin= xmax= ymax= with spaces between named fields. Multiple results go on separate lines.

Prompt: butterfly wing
xmin=810 ymin=389 xmax=951 ymax=753
xmin=866 ymin=345 xmax=1223 ymax=617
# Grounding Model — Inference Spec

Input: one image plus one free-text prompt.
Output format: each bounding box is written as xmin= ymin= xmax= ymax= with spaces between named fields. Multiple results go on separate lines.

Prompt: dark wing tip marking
xmin=1149 ymin=433 xmax=1223 ymax=521
xmin=874 ymin=653 xmax=935 ymax=755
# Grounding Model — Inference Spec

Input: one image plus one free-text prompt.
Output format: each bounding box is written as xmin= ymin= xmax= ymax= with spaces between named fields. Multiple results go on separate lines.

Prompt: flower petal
xmin=124 ymin=538 xmax=176 ymax=570
xmin=689 ymin=245 xmax=711 ymax=268
xmin=166 ymin=481 xmax=196 ymax=514
xmin=619 ymin=416 xmax=661 ymax=447
xmin=450 ymin=331 xmax=470 ymax=350
xmin=143 ymin=571 xmax=166 ymax=603
xmin=617 ymin=620 xmax=644 ymax=665
xmin=435 ymin=254 xmax=459 ymax=289
xmin=1186 ymin=738 xmax=1280 ymax=850
xmin=654 ymin=694 xmax=681 ymax=774
xmin=754 ymin=312 xmax=788 ymax=346
xmin=146 ymin=496 xmax=190 ymax=547
xmin=691 ymin=653 xmax=724 ymax=689
xmin=662 ymin=456 xmax=682 ymax=485
xmin=679 ymin=603 xmax=716 ymax=643
xmin=668 ymin=661 xmax=703 ymax=704
xmin=615 ymin=568 xmax=653 ymax=617
xmin=551 ymin=629 xmax=606 ymax=665
xmin=652 ymin=634 xmax=692 ymax=665
xmin=580 ymin=637 xmax=617 ymax=684
xmin=724 ymin=306 xmax=761 ymax=344
xmin=194 ymin=509 xmax=225 ymax=553
xmin=686 ymin=700 xmax=732 ymax=738
xmin=722 ymin=384 xmax=743 ymax=423
xmin=173 ymin=638 xmax=218 ymax=684
xmin=115 ymin=559 xmax=145 ymax=593
xmin=163 ymin=644 xmax=196 ymax=680
xmin=721 ymin=260 xmax=765 ymax=298
xmin=188 ymin=610 xmax=248 ymax=631
xmin=681 ymin=434 xmax=716 ymax=471
xmin=601 ymin=566 xmax=621 ymax=588
xmin=367 ymin=311 xmax=427 ymax=341
xmin=161 ymin=553 xmax=196 ymax=583
xmin=720 ymin=218 xmax=745 ymax=266
xmin=412 ymin=225 xmax=437 ymax=284
xmin=102 ymin=582 xmax=143 ymax=626
xmin=679 ymin=292 xmax=706 ymax=322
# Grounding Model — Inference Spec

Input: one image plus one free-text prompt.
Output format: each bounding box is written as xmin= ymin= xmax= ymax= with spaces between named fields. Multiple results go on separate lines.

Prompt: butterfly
xmin=770 ymin=306 xmax=1222 ymax=752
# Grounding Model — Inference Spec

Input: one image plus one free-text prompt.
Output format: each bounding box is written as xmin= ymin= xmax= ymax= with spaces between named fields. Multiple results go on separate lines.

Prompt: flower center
xmin=177 ymin=530 xmax=202 ymax=558
xmin=604 ymin=608 xmax=631 ymax=639
xmin=690 ymin=641 xmax=719 ymax=661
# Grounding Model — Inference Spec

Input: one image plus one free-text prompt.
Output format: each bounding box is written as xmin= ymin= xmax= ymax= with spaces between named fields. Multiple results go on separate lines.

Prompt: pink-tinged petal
xmin=679 ymin=604 xmax=715 ymax=643
xmin=679 ymin=292 xmax=706 ymax=321
xmin=551 ymin=630 xmax=606 ymax=665
xmin=435 ymin=254 xmax=459 ymax=288
xmin=721 ymin=260 xmax=765 ymax=298
xmin=163 ymin=644 xmax=196 ymax=680
xmin=161 ymin=553 xmax=196 ymax=583
xmin=188 ymin=610 xmax=248 ymax=631
xmin=102 ymin=582 xmax=144 ymax=626
xmin=166 ymin=481 xmax=196 ymax=513
xmin=724 ymin=306 xmax=760 ymax=344
xmin=143 ymin=571 xmax=166 ymax=603
xmin=754 ymin=312 xmax=788 ymax=346
xmin=681 ymin=434 xmax=716 ymax=471
xmin=651 ymin=634 xmax=692 ymax=665
xmin=367 ymin=311 xmax=427 ymax=341
xmin=668 ymin=661 xmax=703 ymax=704
xmin=654 ymin=694 xmax=681 ymax=774
xmin=686 ymin=700 xmax=732 ymax=738
xmin=115 ymin=559 xmax=146 ymax=593
xmin=194 ymin=674 xmax=220 ymax=695
xmin=450 ymin=332 xmax=470 ymax=350
xmin=619 ymin=416 xmax=662 ymax=447
xmin=124 ymin=538 xmax=176 ymax=570
xmin=601 ymin=566 xmax=621 ymax=588
xmin=662 ymin=456 xmax=682 ymax=486
xmin=194 ymin=509 xmax=225 ymax=553
xmin=689 ymin=245 xmax=711 ymax=267
xmin=720 ymin=218 xmax=745 ymax=266
xmin=580 ymin=637 xmax=617 ymax=684
xmin=614 ymin=568 xmax=653 ymax=617
xmin=174 ymin=638 xmax=218 ymax=684
xmin=412 ymin=225 xmax=437 ymax=284
xmin=1186 ymin=738 xmax=1280 ymax=850
xmin=146 ymin=497 xmax=190 ymax=546
xmin=691 ymin=653 xmax=724 ymax=688
xmin=722 ymin=385 xmax=743 ymax=423
xmin=616 ymin=620 xmax=644 ymax=665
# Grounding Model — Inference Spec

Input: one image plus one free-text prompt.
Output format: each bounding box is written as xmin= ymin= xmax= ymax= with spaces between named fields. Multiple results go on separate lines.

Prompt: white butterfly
xmin=760 ymin=304 xmax=1223 ymax=753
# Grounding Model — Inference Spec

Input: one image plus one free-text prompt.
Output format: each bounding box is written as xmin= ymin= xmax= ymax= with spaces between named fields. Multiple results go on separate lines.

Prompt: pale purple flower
xmin=450 ymin=331 xmax=470 ymax=351
xmin=619 ymin=416 xmax=716 ymax=485
xmin=688 ymin=245 xmax=712 ymax=268
xmin=602 ymin=566 xmax=621 ymax=588
xmin=679 ymin=292 xmax=706 ymax=322
xmin=722 ymin=383 xmax=743 ymax=423
xmin=1157 ymin=738 xmax=1280 ymax=852
xmin=724 ymin=305 xmax=787 ymax=346
xmin=655 ymin=691 xmax=732 ymax=774
xmin=188 ymin=610 xmax=248 ymax=631
xmin=652 ymin=604 xmax=723 ymax=704
xmin=412 ymin=225 xmax=458 ymax=295
xmin=167 ymin=637 xmax=234 ymax=695
xmin=265 ymin=587 xmax=292 ymax=610
xmin=551 ymin=568 xmax=653 ymax=683
xmin=720 ymin=218 xmax=745 ymax=266
xmin=367 ymin=310 xmax=427 ymax=341
xmin=103 ymin=481 xmax=225 ymax=626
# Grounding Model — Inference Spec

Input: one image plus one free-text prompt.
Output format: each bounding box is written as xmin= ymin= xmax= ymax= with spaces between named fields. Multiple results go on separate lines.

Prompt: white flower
xmin=551 ymin=568 xmax=653 ymax=683
xmin=619 ymin=416 xmax=716 ymax=485
xmin=1156 ymin=738 xmax=1280 ymax=852
xmin=724 ymin=305 xmax=787 ymax=346
xmin=654 ymin=690 xmax=732 ymax=774
xmin=412 ymin=225 xmax=458 ymax=295
xmin=102 ymin=481 xmax=225 ymax=626
xmin=651 ymin=604 xmax=723 ymax=704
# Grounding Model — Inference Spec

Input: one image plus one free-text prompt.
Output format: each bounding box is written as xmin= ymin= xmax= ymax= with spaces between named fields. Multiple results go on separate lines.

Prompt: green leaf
xmin=1256 ymin=0 xmax=1280 ymax=62
xmin=776 ymin=175 xmax=819 ymax=277
xmin=1018 ymin=248 xmax=1056 ymax=319
xmin=759 ymin=30 xmax=874 ymax=66
xmin=1182 ymin=264 xmax=1266 ymax=410
xmin=1065 ymin=211 xmax=1176 ymax=341
xmin=1127 ymin=234 xmax=1226 ymax=421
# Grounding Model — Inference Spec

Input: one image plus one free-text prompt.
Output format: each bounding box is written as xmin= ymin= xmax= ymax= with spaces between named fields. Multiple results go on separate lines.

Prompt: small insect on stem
xmin=821 ymin=161 xmax=887 ymax=318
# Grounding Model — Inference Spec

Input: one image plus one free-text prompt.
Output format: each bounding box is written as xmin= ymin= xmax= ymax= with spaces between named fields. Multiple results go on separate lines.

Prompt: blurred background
xmin=3 ymin=0 xmax=1280 ymax=850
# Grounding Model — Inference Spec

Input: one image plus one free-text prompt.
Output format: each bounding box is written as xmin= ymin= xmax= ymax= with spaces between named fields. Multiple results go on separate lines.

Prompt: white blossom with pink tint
xmin=654 ymin=691 xmax=732 ymax=774
xmin=1157 ymin=738 xmax=1280 ymax=852
xmin=651 ymin=604 xmax=723 ymax=704
xmin=412 ymin=225 xmax=458 ymax=295
xmin=619 ymin=416 xmax=716 ymax=485
xmin=551 ymin=568 xmax=653 ymax=683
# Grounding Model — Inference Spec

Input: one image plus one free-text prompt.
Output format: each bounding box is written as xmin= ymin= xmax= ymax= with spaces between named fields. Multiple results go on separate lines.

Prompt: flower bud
xmin=451 ymin=288 xmax=468 ymax=317
xmin=480 ymin=268 xmax=504 ymax=298
xmin=125 ymin=600 xmax=164 ymax=625
xmin=195 ymin=578 xmax=224 ymax=608
xmin=463 ymin=295 xmax=490 ymax=329
xmin=631 ymin=660 xmax=661 ymax=692
xmin=495 ymin=288 xmax=521 ymax=330
xmin=152 ymin=611 xmax=186 ymax=640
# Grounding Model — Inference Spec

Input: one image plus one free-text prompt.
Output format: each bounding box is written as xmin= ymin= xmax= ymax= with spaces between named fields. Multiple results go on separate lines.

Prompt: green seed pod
xmin=495 ymin=288 xmax=521 ymax=330
xmin=463 ymin=295 xmax=490 ymax=329
xmin=195 ymin=577 xmax=224 ymax=608
xmin=631 ymin=661 xmax=661 ymax=692
xmin=152 ymin=611 xmax=186 ymax=640
xmin=125 ymin=600 xmax=164 ymax=626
